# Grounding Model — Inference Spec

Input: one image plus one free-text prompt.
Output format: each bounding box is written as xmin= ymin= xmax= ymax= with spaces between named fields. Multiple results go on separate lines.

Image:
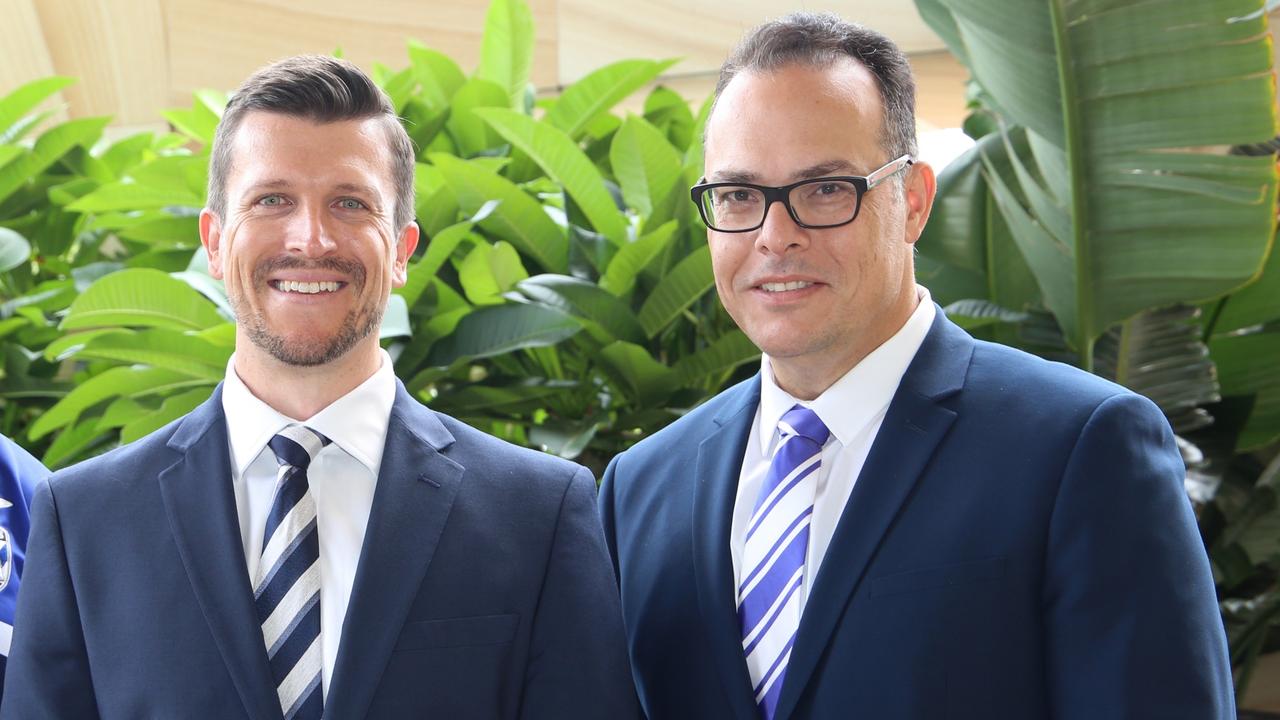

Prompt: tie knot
xmin=268 ymin=425 xmax=330 ymax=471
xmin=779 ymin=405 xmax=829 ymax=446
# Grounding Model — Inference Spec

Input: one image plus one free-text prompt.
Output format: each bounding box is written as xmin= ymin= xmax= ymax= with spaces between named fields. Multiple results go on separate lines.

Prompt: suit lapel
xmin=159 ymin=387 xmax=282 ymax=720
xmin=324 ymin=382 xmax=464 ymax=720
xmin=692 ymin=378 xmax=762 ymax=720
xmin=773 ymin=312 xmax=974 ymax=720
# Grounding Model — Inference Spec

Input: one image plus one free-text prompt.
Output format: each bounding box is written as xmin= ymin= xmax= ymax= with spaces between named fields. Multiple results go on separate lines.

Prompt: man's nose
xmin=284 ymin=204 xmax=337 ymax=256
xmin=754 ymin=197 xmax=809 ymax=255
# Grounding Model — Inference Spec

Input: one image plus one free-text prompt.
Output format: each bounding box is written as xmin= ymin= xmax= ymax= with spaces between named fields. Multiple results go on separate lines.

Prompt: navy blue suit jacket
xmin=2 ymin=382 xmax=637 ymax=719
xmin=600 ymin=312 xmax=1233 ymax=719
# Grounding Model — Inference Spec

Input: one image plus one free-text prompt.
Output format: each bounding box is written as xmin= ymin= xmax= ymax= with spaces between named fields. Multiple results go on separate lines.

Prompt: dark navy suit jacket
xmin=2 ymin=382 xmax=637 ymax=719
xmin=600 ymin=311 xmax=1233 ymax=719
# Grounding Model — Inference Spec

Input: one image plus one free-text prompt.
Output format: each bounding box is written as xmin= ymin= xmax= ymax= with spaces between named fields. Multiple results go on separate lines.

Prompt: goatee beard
xmin=233 ymin=255 xmax=379 ymax=367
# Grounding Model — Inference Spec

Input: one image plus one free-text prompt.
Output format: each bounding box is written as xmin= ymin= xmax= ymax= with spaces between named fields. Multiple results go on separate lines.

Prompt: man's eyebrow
xmin=792 ymin=160 xmax=858 ymax=180
xmin=706 ymin=160 xmax=860 ymax=185
xmin=239 ymin=180 xmax=382 ymax=199
xmin=242 ymin=178 xmax=292 ymax=193
xmin=334 ymin=182 xmax=381 ymax=198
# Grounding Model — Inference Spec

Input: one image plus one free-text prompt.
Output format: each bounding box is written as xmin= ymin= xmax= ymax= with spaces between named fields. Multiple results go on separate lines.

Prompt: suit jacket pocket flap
xmin=394 ymin=613 xmax=519 ymax=650
xmin=870 ymin=556 xmax=1006 ymax=598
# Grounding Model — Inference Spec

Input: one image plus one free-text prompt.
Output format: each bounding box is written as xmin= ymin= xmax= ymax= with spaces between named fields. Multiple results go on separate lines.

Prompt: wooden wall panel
xmin=31 ymin=0 xmax=168 ymax=126
xmin=556 ymin=0 xmax=947 ymax=85
xmin=161 ymin=0 xmax=558 ymax=106
xmin=0 ymin=0 xmax=61 ymax=118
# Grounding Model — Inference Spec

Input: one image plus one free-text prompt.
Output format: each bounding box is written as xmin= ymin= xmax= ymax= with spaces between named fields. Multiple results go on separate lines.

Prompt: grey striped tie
xmin=256 ymin=424 xmax=327 ymax=720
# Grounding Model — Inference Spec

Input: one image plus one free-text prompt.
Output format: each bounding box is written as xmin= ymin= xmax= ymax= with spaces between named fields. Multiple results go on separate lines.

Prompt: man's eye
xmin=336 ymin=198 xmax=366 ymax=210
xmin=716 ymin=188 xmax=758 ymax=205
xmin=258 ymin=194 xmax=288 ymax=206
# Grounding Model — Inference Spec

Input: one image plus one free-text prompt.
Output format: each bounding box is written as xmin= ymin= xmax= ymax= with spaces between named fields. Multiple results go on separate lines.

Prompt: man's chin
xmin=248 ymin=328 xmax=361 ymax=368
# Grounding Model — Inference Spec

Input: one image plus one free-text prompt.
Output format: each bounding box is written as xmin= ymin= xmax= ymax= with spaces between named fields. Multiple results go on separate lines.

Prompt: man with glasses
xmin=600 ymin=12 xmax=1232 ymax=720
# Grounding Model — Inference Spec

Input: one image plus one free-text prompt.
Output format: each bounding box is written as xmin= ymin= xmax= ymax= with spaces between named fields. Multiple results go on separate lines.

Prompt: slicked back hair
xmin=206 ymin=55 xmax=416 ymax=229
xmin=711 ymin=12 xmax=918 ymax=161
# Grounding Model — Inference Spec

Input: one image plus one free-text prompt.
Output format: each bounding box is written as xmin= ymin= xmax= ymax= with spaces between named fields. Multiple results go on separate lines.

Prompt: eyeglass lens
xmin=701 ymin=179 xmax=861 ymax=231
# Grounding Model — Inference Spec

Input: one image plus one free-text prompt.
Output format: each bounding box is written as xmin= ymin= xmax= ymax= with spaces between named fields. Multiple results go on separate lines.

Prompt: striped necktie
xmin=739 ymin=405 xmax=830 ymax=720
xmin=256 ymin=424 xmax=328 ymax=720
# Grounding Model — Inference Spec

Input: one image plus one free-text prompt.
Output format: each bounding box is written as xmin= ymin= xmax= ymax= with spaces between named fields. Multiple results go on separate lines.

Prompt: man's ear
xmin=199 ymin=208 xmax=225 ymax=280
xmin=903 ymin=160 xmax=937 ymax=246
xmin=392 ymin=221 xmax=421 ymax=287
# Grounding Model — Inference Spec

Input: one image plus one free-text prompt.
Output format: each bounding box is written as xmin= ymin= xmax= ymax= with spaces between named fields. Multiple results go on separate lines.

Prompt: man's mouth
xmin=759 ymin=281 xmax=815 ymax=293
xmin=271 ymin=280 xmax=344 ymax=294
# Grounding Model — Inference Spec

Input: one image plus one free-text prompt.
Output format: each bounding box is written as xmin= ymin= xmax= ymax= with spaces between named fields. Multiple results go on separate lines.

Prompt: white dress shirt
xmin=730 ymin=288 xmax=936 ymax=613
xmin=221 ymin=350 xmax=395 ymax=698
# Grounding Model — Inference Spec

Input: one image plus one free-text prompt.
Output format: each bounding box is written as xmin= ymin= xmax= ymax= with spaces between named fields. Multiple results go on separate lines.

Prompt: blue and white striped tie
xmin=739 ymin=405 xmax=829 ymax=719
xmin=256 ymin=424 xmax=328 ymax=720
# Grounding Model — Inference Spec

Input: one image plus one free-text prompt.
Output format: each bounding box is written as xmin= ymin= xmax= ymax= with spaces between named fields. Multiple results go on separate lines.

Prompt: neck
xmin=771 ymin=288 xmax=920 ymax=401
xmin=233 ymin=340 xmax=382 ymax=420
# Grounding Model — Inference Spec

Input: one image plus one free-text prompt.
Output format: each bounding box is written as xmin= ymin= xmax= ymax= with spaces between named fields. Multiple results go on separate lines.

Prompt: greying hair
xmin=206 ymin=55 xmax=416 ymax=229
xmin=713 ymin=12 xmax=918 ymax=160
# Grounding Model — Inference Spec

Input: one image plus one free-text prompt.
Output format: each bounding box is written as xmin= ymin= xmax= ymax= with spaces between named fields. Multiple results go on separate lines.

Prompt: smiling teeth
xmin=761 ymin=281 xmax=814 ymax=292
xmin=276 ymin=280 xmax=341 ymax=294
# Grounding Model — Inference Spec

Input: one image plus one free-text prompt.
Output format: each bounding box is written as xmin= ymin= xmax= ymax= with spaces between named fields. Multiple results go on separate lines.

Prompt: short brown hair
xmin=713 ymin=13 xmax=918 ymax=159
xmin=206 ymin=55 xmax=416 ymax=228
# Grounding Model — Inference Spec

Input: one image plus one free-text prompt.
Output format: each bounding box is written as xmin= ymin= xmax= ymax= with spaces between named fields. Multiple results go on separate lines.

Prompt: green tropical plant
xmin=0 ymin=0 xmax=755 ymax=476
xmin=913 ymin=0 xmax=1280 ymax=700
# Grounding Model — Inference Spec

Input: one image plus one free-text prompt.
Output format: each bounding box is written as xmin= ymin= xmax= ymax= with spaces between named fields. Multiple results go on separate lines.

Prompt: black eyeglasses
xmin=689 ymin=155 xmax=913 ymax=233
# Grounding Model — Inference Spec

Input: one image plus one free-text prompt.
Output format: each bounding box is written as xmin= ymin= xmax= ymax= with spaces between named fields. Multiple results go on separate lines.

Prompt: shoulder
xmin=967 ymin=337 xmax=1133 ymax=407
xmin=42 ymin=415 xmax=189 ymax=506
xmin=425 ymin=409 xmax=593 ymax=495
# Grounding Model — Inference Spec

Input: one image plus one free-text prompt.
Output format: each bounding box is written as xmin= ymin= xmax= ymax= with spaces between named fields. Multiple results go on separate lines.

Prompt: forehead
xmin=704 ymin=59 xmax=885 ymax=182
xmin=225 ymin=111 xmax=394 ymax=192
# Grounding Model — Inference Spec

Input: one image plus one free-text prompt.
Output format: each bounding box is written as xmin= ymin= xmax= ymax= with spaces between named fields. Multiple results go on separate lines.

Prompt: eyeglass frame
xmin=688 ymin=154 xmax=914 ymax=233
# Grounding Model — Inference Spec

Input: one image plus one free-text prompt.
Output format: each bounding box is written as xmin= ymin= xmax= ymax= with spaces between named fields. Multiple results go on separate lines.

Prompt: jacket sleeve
xmin=1043 ymin=392 xmax=1234 ymax=719
xmin=519 ymin=466 xmax=640 ymax=720
xmin=0 ymin=479 xmax=100 ymax=719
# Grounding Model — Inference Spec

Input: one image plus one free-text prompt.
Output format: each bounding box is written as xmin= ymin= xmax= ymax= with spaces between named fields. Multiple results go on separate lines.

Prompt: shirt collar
xmin=221 ymin=349 xmax=397 ymax=479
xmin=757 ymin=286 xmax=936 ymax=456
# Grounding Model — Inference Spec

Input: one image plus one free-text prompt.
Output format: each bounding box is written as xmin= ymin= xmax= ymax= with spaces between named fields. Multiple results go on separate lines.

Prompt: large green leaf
xmin=637 ymin=245 xmax=714 ymax=337
xmin=597 ymin=341 xmax=677 ymax=406
xmin=120 ymin=388 xmax=212 ymax=444
xmin=68 ymin=179 xmax=203 ymax=213
xmin=430 ymin=153 xmax=567 ymax=271
xmin=1094 ymin=305 xmax=1220 ymax=435
xmin=1211 ymin=328 xmax=1280 ymax=450
xmin=0 ymin=77 xmax=75 ymax=137
xmin=458 ymin=241 xmax=529 ymax=305
xmin=72 ymin=328 xmax=230 ymax=380
xmin=407 ymin=41 xmax=466 ymax=111
xmin=426 ymin=303 xmax=581 ymax=366
xmin=161 ymin=89 xmax=225 ymax=145
xmin=600 ymin=220 xmax=678 ymax=296
xmin=545 ymin=59 xmax=679 ymax=139
xmin=610 ymin=115 xmax=683 ymax=219
xmin=476 ymin=0 xmax=535 ymax=108
xmin=0 ymin=117 xmax=111 ymax=204
xmin=0 ymin=227 xmax=32 ymax=273
xmin=924 ymin=0 xmax=1279 ymax=367
xmin=915 ymin=133 xmax=1039 ymax=312
xmin=61 ymin=268 xmax=226 ymax=331
xmin=474 ymin=108 xmax=628 ymax=245
xmin=446 ymin=79 xmax=510 ymax=157
xmin=29 ymin=366 xmax=209 ymax=441
xmin=516 ymin=274 xmax=645 ymax=344
xmin=672 ymin=330 xmax=760 ymax=387
xmin=1211 ymin=237 xmax=1280 ymax=334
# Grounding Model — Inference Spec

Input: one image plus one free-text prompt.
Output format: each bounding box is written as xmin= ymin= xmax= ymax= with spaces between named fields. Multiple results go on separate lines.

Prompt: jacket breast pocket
xmin=869 ymin=556 xmax=1006 ymax=598
xmin=393 ymin=613 xmax=519 ymax=651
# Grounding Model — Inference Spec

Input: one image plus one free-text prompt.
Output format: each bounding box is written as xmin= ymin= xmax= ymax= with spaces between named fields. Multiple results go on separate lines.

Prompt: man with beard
xmin=2 ymin=56 xmax=636 ymax=720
